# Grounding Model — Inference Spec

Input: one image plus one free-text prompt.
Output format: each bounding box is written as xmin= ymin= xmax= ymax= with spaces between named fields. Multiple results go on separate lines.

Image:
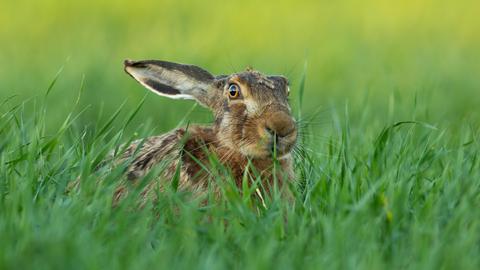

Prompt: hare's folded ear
xmin=124 ymin=59 xmax=215 ymax=107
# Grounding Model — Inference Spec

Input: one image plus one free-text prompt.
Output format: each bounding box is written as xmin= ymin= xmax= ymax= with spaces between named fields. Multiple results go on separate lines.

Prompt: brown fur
xmin=101 ymin=60 xmax=298 ymax=206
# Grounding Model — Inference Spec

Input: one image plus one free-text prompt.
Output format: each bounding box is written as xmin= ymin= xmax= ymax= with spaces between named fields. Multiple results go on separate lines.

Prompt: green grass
xmin=1 ymin=77 xmax=479 ymax=269
xmin=1 ymin=0 xmax=480 ymax=269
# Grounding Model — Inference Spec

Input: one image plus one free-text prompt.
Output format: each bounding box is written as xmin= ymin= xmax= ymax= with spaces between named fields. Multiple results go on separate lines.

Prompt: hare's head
xmin=124 ymin=60 xmax=297 ymax=158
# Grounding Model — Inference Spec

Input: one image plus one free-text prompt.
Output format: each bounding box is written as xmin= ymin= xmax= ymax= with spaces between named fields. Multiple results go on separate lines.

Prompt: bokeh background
xmin=1 ymin=0 xmax=479 ymax=134
xmin=1 ymin=2 xmax=480 ymax=268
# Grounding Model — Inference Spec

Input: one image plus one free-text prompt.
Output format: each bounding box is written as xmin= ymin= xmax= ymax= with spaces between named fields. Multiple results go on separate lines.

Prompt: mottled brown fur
xmin=102 ymin=60 xmax=298 ymax=206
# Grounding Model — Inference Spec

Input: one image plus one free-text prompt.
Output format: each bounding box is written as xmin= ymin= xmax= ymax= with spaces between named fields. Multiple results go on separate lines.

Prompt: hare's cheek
xmin=228 ymin=102 xmax=247 ymax=116
xmin=240 ymin=120 xmax=260 ymax=142
xmin=243 ymin=99 xmax=260 ymax=115
xmin=217 ymin=113 xmax=243 ymax=146
xmin=256 ymin=124 xmax=271 ymax=142
xmin=240 ymin=143 xmax=270 ymax=158
xmin=227 ymin=104 xmax=248 ymax=130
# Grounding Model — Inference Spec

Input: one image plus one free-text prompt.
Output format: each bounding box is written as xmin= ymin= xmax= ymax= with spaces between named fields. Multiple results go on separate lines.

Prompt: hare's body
xmin=110 ymin=60 xmax=297 ymax=205
xmin=113 ymin=125 xmax=294 ymax=204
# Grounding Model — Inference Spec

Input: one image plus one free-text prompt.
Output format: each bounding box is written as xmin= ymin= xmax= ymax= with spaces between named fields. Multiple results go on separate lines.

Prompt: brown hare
xmin=110 ymin=59 xmax=297 ymax=205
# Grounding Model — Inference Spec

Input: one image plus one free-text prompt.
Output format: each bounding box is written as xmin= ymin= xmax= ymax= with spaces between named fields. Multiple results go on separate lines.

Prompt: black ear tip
xmin=124 ymin=59 xmax=135 ymax=67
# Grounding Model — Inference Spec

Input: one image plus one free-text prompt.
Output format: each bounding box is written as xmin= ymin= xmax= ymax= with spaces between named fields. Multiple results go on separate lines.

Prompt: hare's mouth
xmin=239 ymin=136 xmax=295 ymax=159
xmin=262 ymin=128 xmax=297 ymax=158
xmin=267 ymin=138 xmax=295 ymax=157
xmin=236 ymin=126 xmax=297 ymax=158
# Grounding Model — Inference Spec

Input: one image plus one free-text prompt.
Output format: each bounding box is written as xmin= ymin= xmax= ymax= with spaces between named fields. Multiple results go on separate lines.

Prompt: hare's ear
xmin=124 ymin=59 xmax=215 ymax=107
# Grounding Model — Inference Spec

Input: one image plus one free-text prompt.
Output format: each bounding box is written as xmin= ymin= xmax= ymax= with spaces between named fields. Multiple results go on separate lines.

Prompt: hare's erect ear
xmin=124 ymin=59 xmax=215 ymax=107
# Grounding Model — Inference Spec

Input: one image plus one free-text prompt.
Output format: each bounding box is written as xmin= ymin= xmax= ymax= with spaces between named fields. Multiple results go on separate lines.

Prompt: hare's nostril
xmin=265 ymin=126 xmax=294 ymax=140
xmin=265 ymin=122 xmax=295 ymax=138
xmin=265 ymin=127 xmax=274 ymax=136
xmin=264 ymin=127 xmax=279 ymax=142
xmin=264 ymin=111 xmax=296 ymax=138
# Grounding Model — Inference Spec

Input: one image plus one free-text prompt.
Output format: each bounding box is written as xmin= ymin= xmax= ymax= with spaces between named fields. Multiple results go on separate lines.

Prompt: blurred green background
xmin=1 ymin=0 xmax=479 ymax=132
xmin=1 ymin=2 xmax=480 ymax=269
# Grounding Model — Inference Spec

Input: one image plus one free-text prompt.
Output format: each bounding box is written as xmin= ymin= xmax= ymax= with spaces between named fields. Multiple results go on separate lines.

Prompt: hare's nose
xmin=265 ymin=112 xmax=296 ymax=138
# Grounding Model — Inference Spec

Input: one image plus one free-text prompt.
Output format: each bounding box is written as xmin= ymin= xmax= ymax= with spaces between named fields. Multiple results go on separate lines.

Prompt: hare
xmin=110 ymin=59 xmax=297 ymax=205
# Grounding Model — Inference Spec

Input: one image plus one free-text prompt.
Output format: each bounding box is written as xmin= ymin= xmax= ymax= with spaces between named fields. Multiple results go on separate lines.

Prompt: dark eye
xmin=228 ymin=83 xmax=240 ymax=98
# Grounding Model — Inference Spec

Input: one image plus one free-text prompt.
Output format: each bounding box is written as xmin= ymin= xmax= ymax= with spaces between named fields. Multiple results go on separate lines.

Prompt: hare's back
xmin=121 ymin=129 xmax=185 ymax=180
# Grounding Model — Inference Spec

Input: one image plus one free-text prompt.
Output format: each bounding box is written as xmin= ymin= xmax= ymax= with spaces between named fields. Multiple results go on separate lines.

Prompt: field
xmin=1 ymin=0 xmax=480 ymax=269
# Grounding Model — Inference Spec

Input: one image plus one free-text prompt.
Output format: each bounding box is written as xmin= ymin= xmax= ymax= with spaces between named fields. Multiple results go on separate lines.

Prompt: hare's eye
xmin=228 ymin=83 xmax=240 ymax=98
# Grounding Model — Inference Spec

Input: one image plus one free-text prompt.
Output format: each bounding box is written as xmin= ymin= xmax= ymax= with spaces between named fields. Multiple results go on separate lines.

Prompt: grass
xmin=1 ymin=0 xmax=480 ymax=269
xmin=0 ymin=75 xmax=479 ymax=269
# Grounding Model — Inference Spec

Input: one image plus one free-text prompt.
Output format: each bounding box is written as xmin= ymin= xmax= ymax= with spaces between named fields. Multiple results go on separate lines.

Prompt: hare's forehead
xmin=231 ymin=72 xmax=278 ymax=88
xmin=228 ymin=73 xmax=288 ymax=98
xmin=224 ymin=73 xmax=289 ymax=115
